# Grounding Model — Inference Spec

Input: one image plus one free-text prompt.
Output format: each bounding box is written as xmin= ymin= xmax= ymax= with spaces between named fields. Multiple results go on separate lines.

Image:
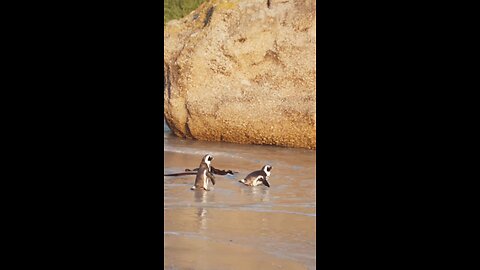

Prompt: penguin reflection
xmin=193 ymin=190 xmax=210 ymax=231
xmin=194 ymin=189 xmax=208 ymax=203
xmin=240 ymin=186 xmax=270 ymax=202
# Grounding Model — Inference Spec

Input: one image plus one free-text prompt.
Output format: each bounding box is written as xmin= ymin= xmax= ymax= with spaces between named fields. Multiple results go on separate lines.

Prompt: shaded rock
xmin=164 ymin=0 xmax=316 ymax=149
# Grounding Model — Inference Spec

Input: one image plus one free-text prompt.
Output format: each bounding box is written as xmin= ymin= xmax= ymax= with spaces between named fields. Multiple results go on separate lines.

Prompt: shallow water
xmin=164 ymin=120 xmax=316 ymax=269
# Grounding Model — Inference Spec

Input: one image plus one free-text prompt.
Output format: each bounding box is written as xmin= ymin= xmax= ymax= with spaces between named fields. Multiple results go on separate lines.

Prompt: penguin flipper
xmin=207 ymin=171 xmax=216 ymax=185
xmin=262 ymin=178 xmax=271 ymax=187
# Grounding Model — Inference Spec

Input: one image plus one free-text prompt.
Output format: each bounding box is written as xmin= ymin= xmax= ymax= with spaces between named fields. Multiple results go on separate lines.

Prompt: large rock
xmin=164 ymin=0 xmax=316 ymax=149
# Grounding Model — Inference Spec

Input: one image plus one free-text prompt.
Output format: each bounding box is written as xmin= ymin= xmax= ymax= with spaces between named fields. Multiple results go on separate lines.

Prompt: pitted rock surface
xmin=164 ymin=0 xmax=316 ymax=149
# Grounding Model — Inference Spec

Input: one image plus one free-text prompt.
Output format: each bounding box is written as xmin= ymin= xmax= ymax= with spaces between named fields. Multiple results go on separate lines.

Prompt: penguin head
xmin=262 ymin=165 xmax=272 ymax=175
xmin=203 ymin=154 xmax=214 ymax=164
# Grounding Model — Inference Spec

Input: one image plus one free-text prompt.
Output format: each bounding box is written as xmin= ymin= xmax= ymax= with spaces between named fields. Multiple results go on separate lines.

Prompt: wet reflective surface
xmin=164 ymin=121 xmax=316 ymax=269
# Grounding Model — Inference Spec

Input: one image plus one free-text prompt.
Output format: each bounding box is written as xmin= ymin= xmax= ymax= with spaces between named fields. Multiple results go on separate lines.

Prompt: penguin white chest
xmin=253 ymin=176 xmax=263 ymax=186
xmin=203 ymin=170 xmax=208 ymax=188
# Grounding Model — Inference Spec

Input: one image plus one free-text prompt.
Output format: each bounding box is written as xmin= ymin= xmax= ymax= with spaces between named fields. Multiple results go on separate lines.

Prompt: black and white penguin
xmin=238 ymin=165 xmax=272 ymax=187
xmin=191 ymin=154 xmax=216 ymax=191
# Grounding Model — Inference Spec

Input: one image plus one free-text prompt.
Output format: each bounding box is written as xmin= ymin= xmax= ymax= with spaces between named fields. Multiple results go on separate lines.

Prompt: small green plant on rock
xmin=164 ymin=0 xmax=206 ymax=25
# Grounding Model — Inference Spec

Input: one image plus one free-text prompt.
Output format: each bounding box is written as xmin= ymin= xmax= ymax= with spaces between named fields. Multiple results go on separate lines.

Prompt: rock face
xmin=164 ymin=0 xmax=316 ymax=149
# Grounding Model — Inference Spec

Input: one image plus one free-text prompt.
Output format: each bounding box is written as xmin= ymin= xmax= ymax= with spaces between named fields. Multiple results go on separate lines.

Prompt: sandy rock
xmin=164 ymin=0 xmax=316 ymax=149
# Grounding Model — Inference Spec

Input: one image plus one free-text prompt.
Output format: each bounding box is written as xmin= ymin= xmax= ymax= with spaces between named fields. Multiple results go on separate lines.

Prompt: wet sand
xmin=164 ymin=122 xmax=316 ymax=269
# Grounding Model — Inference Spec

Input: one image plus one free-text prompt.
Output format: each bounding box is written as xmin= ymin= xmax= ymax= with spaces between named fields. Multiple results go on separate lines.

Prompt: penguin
xmin=191 ymin=154 xmax=216 ymax=191
xmin=238 ymin=165 xmax=272 ymax=187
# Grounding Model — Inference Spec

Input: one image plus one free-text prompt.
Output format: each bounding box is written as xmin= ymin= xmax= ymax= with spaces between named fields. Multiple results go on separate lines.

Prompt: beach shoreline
xmin=164 ymin=124 xmax=316 ymax=269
